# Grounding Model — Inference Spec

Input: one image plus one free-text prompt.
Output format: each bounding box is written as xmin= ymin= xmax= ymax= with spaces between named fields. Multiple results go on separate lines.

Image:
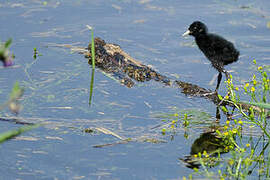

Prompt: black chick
xmin=182 ymin=21 xmax=239 ymax=92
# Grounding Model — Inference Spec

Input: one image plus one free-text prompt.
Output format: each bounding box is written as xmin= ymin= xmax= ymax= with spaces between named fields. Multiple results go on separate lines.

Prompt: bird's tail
xmin=233 ymin=50 xmax=240 ymax=62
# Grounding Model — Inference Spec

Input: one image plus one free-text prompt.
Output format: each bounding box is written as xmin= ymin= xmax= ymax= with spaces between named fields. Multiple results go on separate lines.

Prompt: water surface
xmin=0 ymin=0 xmax=270 ymax=179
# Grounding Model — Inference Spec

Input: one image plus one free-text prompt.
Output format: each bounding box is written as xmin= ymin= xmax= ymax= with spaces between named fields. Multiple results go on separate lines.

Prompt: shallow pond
xmin=0 ymin=0 xmax=270 ymax=179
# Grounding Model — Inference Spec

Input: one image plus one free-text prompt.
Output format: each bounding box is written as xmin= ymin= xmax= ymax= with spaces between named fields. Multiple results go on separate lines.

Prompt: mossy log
xmin=85 ymin=37 xmax=171 ymax=88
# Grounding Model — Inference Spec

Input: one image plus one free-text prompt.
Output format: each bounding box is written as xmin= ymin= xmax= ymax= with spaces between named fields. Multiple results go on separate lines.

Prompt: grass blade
xmin=242 ymin=101 xmax=270 ymax=109
xmin=0 ymin=124 xmax=39 ymax=144
xmin=95 ymin=127 xmax=125 ymax=140
xmin=86 ymin=25 xmax=96 ymax=106
xmin=89 ymin=69 xmax=95 ymax=106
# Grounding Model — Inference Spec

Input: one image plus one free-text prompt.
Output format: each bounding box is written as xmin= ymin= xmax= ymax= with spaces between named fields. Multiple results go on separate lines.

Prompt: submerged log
xmin=85 ymin=38 xmax=223 ymax=101
xmin=85 ymin=37 xmax=171 ymax=88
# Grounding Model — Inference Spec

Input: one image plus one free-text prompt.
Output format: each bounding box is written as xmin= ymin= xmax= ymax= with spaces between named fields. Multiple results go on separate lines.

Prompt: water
xmin=0 ymin=0 xmax=270 ymax=179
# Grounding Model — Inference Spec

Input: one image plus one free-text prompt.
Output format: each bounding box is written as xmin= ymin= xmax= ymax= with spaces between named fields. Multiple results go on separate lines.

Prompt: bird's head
xmin=182 ymin=21 xmax=208 ymax=37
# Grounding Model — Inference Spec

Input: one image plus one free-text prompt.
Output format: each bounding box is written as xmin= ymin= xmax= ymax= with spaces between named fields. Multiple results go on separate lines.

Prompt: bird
xmin=182 ymin=21 xmax=239 ymax=93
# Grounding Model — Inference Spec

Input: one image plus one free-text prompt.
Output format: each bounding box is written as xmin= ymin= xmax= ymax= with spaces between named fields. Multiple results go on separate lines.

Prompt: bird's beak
xmin=182 ymin=30 xmax=190 ymax=37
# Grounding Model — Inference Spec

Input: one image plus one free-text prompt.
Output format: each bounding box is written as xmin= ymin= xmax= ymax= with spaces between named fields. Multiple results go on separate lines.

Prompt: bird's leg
xmin=215 ymin=106 xmax=220 ymax=122
xmin=215 ymin=72 xmax=222 ymax=92
xmin=203 ymin=70 xmax=224 ymax=96
xmin=200 ymin=71 xmax=222 ymax=97
xmin=224 ymin=70 xmax=230 ymax=80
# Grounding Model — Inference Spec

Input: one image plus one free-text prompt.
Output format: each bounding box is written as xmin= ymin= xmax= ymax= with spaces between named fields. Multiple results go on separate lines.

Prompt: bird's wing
xmin=208 ymin=34 xmax=236 ymax=63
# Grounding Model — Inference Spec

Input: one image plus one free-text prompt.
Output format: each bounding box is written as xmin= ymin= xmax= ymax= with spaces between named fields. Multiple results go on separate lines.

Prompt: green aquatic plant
xmin=158 ymin=109 xmax=214 ymax=128
xmin=0 ymin=124 xmax=39 ymax=144
xmin=0 ymin=82 xmax=38 ymax=143
xmin=225 ymin=60 xmax=269 ymax=138
xmin=0 ymin=38 xmax=14 ymax=67
xmin=0 ymin=81 xmax=24 ymax=114
xmin=87 ymin=25 xmax=95 ymax=69
xmin=187 ymin=61 xmax=270 ymax=179
xmin=33 ymin=47 xmax=42 ymax=59
xmin=86 ymin=25 xmax=96 ymax=106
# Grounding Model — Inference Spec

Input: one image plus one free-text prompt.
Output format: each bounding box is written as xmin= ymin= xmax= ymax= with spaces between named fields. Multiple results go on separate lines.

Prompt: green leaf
xmin=91 ymin=28 xmax=95 ymax=69
xmin=242 ymin=101 xmax=270 ymax=109
xmin=9 ymin=81 xmax=24 ymax=101
xmin=0 ymin=124 xmax=39 ymax=144
xmin=218 ymin=94 xmax=223 ymax=100
xmin=221 ymin=106 xmax=228 ymax=113
xmin=86 ymin=25 xmax=96 ymax=106
xmin=4 ymin=38 xmax=12 ymax=49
